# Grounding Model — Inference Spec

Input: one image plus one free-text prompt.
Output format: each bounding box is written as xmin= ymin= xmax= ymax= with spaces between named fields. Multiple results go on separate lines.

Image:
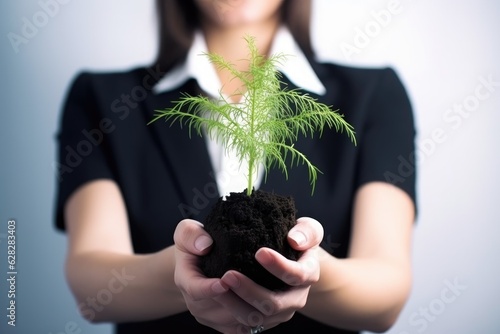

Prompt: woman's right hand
xmin=174 ymin=219 xmax=264 ymax=333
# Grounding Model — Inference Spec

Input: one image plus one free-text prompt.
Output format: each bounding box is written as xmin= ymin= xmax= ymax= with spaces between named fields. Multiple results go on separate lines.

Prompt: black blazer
xmin=55 ymin=60 xmax=416 ymax=333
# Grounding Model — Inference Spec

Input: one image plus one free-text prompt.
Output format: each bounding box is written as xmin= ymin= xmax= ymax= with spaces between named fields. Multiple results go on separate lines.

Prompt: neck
xmin=202 ymin=24 xmax=280 ymax=63
xmin=200 ymin=19 xmax=281 ymax=101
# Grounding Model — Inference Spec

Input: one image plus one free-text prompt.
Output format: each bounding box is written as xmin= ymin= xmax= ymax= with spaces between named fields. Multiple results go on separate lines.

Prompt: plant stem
xmin=246 ymin=80 xmax=257 ymax=196
xmin=247 ymin=155 xmax=254 ymax=196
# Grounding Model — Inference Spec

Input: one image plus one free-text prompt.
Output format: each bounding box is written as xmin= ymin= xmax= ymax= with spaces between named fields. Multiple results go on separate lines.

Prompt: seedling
xmin=149 ymin=36 xmax=356 ymax=290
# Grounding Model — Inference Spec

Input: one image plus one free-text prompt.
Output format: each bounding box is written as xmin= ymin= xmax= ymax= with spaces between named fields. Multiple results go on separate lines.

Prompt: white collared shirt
xmin=153 ymin=26 xmax=326 ymax=197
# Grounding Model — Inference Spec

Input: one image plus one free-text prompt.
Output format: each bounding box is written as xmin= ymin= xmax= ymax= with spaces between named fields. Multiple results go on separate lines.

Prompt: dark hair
xmin=154 ymin=0 xmax=313 ymax=72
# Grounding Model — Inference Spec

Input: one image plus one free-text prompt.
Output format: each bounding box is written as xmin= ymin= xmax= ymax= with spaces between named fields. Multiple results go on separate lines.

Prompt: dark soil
xmin=199 ymin=189 xmax=300 ymax=291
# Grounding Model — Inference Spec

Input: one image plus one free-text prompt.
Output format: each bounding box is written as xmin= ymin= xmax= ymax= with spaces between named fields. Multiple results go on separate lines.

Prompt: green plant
xmin=149 ymin=36 xmax=356 ymax=196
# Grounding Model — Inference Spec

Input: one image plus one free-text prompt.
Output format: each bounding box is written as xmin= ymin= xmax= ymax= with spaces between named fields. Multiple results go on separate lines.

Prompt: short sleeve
xmin=53 ymin=72 xmax=116 ymax=231
xmin=355 ymin=68 xmax=417 ymax=211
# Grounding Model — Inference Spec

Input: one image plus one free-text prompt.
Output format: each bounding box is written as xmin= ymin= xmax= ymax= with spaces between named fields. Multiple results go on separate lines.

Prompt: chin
xmin=198 ymin=0 xmax=283 ymax=28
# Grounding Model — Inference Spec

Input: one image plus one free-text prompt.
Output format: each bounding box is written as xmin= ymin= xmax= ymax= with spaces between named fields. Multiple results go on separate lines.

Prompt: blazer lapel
xmin=143 ymin=79 xmax=219 ymax=220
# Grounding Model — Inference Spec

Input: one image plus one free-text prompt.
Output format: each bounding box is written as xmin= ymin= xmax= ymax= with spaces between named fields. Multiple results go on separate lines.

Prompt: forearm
xmin=65 ymin=245 xmax=187 ymax=323
xmin=301 ymin=248 xmax=412 ymax=332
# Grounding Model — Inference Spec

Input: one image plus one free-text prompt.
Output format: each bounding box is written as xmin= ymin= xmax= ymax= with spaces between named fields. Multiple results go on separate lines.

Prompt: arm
xmin=300 ymin=181 xmax=414 ymax=332
xmin=64 ymin=179 xmax=187 ymax=323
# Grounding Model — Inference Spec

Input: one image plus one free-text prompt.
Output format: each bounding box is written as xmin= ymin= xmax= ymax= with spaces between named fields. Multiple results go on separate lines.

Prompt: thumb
xmin=288 ymin=217 xmax=324 ymax=251
xmin=173 ymin=219 xmax=213 ymax=255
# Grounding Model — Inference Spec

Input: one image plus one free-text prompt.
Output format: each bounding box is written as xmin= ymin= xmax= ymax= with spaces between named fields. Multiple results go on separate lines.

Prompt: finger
xmin=221 ymin=271 xmax=279 ymax=316
xmin=221 ymin=271 xmax=305 ymax=318
xmin=213 ymin=288 xmax=265 ymax=327
xmin=188 ymin=299 xmax=240 ymax=333
xmin=175 ymin=250 xmax=229 ymax=300
xmin=255 ymin=247 xmax=320 ymax=287
xmin=179 ymin=276 xmax=229 ymax=301
xmin=217 ymin=272 xmax=290 ymax=332
xmin=173 ymin=219 xmax=213 ymax=255
xmin=287 ymin=217 xmax=324 ymax=251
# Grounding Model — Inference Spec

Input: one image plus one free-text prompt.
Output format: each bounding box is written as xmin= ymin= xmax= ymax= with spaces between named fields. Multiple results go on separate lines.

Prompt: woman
xmin=55 ymin=0 xmax=416 ymax=333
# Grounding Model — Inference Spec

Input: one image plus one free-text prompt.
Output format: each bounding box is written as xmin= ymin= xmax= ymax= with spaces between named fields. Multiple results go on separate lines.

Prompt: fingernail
xmin=212 ymin=281 xmax=228 ymax=294
xmin=289 ymin=231 xmax=306 ymax=246
xmin=223 ymin=272 xmax=240 ymax=289
xmin=255 ymin=248 xmax=272 ymax=266
xmin=195 ymin=235 xmax=213 ymax=252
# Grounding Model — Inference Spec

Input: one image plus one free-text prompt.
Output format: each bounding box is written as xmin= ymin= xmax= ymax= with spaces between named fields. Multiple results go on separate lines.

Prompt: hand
xmin=174 ymin=219 xmax=245 ymax=333
xmin=214 ymin=217 xmax=324 ymax=332
xmin=174 ymin=217 xmax=323 ymax=333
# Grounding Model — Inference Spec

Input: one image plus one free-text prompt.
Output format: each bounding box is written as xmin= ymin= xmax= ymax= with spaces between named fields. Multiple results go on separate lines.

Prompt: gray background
xmin=1 ymin=0 xmax=499 ymax=333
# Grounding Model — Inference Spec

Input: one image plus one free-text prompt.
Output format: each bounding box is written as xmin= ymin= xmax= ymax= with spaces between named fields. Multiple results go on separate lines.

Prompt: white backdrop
xmin=1 ymin=1 xmax=499 ymax=333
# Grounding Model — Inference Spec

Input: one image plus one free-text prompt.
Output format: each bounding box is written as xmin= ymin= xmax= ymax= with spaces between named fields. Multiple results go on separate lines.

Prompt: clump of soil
xmin=199 ymin=189 xmax=300 ymax=291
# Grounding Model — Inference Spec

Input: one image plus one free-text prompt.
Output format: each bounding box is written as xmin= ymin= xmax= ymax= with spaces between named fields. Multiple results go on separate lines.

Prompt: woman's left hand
xmin=214 ymin=217 xmax=324 ymax=333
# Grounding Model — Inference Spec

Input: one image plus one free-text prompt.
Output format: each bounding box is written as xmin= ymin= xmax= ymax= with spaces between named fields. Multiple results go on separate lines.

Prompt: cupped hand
xmin=173 ymin=219 xmax=239 ymax=332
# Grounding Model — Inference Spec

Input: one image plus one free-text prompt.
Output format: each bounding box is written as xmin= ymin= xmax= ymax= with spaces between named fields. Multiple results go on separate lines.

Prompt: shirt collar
xmin=153 ymin=26 xmax=326 ymax=96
